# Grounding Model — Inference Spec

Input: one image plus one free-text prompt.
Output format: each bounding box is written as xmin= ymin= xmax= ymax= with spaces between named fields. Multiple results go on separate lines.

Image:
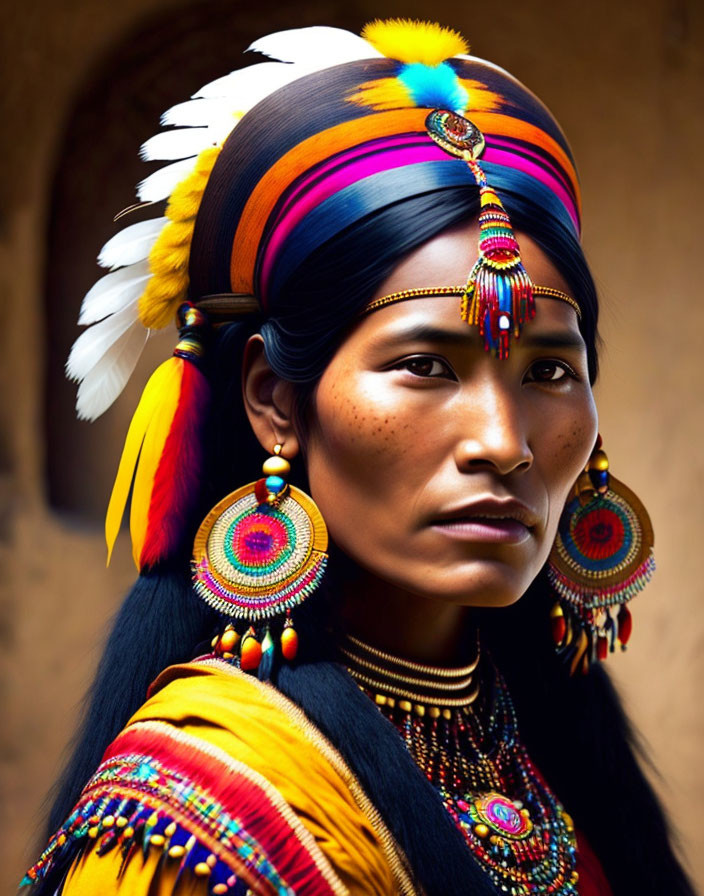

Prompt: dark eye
xmin=396 ymin=355 xmax=454 ymax=379
xmin=526 ymin=360 xmax=574 ymax=383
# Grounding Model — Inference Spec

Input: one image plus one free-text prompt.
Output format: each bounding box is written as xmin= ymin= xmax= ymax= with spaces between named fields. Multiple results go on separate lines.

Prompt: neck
xmin=336 ymin=566 xmax=474 ymax=666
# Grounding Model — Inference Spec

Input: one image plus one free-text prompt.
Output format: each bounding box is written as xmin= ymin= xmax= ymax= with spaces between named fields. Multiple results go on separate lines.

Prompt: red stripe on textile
xmin=575 ymin=831 xmax=614 ymax=896
xmin=105 ymin=725 xmax=339 ymax=896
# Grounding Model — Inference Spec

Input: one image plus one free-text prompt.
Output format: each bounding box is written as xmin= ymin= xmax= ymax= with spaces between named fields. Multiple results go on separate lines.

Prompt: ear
xmin=242 ymin=334 xmax=300 ymax=459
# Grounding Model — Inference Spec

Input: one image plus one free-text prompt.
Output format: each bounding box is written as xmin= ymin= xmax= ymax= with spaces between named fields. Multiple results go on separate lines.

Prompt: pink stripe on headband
xmin=483 ymin=146 xmax=580 ymax=233
xmin=489 ymin=136 xmax=577 ymax=206
xmin=271 ymin=134 xmax=427 ymax=227
xmin=259 ymin=139 xmax=449 ymax=292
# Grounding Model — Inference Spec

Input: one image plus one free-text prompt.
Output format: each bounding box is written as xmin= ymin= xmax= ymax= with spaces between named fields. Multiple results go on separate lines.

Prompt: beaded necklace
xmin=342 ymin=635 xmax=579 ymax=895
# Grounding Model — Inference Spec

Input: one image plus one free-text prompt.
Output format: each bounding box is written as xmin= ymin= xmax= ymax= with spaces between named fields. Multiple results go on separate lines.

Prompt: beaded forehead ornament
xmin=423 ymin=108 xmax=536 ymax=357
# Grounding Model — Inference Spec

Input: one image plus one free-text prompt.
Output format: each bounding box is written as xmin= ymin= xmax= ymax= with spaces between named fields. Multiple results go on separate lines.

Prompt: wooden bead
xmin=219 ymin=628 xmax=240 ymax=653
xmin=240 ymin=630 xmax=262 ymax=671
xmin=280 ymin=624 xmax=299 ymax=661
xmin=262 ymin=455 xmax=291 ymax=477
xmin=589 ymin=449 xmax=609 ymax=472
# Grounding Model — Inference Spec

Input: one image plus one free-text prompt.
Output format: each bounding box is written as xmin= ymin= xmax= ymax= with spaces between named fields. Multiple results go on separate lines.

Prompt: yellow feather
xmin=349 ymin=76 xmax=502 ymax=114
xmin=105 ymin=360 xmax=179 ymax=566
xmin=348 ymin=79 xmax=412 ymax=111
xmin=129 ymin=359 xmax=185 ymax=568
xmin=362 ymin=19 xmax=469 ymax=65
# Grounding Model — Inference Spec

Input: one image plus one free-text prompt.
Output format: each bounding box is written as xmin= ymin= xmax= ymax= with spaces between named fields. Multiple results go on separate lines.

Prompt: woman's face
xmin=303 ymin=222 xmax=598 ymax=607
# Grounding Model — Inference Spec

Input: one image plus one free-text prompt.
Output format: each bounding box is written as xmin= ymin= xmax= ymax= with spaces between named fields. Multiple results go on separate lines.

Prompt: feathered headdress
xmin=67 ymin=20 xmax=581 ymax=570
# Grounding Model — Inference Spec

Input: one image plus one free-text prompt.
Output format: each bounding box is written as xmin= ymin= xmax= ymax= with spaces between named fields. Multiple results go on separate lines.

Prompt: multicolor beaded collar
xmin=341 ymin=634 xmax=580 ymax=896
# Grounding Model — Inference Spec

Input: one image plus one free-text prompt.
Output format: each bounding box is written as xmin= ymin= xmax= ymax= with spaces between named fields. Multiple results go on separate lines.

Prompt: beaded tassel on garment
xmin=341 ymin=635 xmax=580 ymax=895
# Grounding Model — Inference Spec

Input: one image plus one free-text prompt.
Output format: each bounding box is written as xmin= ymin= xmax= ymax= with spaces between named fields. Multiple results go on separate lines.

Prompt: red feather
xmin=139 ymin=361 xmax=210 ymax=569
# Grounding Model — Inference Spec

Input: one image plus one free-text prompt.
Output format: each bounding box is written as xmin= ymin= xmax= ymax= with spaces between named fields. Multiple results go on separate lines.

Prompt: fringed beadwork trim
xmin=197 ymin=658 xmax=417 ymax=896
xmin=23 ymin=721 xmax=343 ymax=896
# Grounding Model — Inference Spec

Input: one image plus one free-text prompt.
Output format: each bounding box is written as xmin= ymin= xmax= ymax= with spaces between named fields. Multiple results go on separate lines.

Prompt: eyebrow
xmin=378 ymin=324 xmax=586 ymax=351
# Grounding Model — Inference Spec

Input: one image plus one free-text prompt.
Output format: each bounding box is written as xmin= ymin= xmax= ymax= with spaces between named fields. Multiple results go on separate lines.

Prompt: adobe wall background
xmin=2 ymin=0 xmax=702 ymax=891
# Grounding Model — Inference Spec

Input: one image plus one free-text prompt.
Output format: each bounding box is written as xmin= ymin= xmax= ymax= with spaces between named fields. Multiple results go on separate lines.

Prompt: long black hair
xmin=45 ymin=185 xmax=694 ymax=895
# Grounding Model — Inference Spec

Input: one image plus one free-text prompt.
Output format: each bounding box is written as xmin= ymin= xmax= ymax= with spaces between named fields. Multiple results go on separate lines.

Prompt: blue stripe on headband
xmin=264 ymin=159 xmax=578 ymax=300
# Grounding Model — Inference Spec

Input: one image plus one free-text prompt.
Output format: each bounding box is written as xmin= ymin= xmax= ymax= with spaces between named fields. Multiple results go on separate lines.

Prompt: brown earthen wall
xmin=2 ymin=0 xmax=702 ymax=892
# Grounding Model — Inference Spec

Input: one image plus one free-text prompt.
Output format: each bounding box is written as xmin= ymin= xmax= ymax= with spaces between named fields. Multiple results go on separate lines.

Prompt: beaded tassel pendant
xmin=426 ymin=109 xmax=535 ymax=357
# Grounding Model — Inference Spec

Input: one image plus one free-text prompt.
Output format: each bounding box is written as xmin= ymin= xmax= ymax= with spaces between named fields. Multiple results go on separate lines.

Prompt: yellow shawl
xmin=26 ymin=660 xmax=415 ymax=896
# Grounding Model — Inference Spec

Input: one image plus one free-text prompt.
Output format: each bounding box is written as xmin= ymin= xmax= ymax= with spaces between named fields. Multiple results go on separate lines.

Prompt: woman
xmin=23 ymin=18 xmax=693 ymax=896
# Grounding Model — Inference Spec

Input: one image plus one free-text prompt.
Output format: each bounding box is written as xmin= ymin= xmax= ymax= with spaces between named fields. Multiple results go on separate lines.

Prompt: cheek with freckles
xmin=539 ymin=417 xmax=598 ymax=552
xmin=304 ymin=366 xmax=422 ymax=556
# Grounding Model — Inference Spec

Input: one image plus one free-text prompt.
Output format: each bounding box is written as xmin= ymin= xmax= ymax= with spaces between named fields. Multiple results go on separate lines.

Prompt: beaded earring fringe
xmin=548 ymin=439 xmax=655 ymax=674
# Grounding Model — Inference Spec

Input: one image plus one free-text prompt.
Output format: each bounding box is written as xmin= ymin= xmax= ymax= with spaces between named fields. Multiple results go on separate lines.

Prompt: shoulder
xmin=24 ymin=659 xmax=410 ymax=896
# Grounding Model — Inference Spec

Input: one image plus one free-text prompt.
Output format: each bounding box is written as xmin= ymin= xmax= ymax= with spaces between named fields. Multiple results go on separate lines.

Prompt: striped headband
xmin=190 ymin=58 xmax=580 ymax=311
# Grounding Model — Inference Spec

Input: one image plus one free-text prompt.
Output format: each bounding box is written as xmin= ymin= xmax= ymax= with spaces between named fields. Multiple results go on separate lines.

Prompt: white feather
xmin=75 ymin=321 xmax=149 ymax=421
xmin=79 ymin=260 xmax=151 ymax=325
xmin=98 ymin=218 xmax=167 ymax=270
xmin=248 ymin=26 xmax=381 ymax=66
xmin=140 ymin=128 xmax=218 ymax=162
xmin=137 ymin=158 xmax=195 ymax=203
xmin=67 ymin=299 xmax=140 ymax=383
xmin=161 ymin=98 xmax=235 ymax=128
xmin=194 ymin=62 xmax=291 ymax=100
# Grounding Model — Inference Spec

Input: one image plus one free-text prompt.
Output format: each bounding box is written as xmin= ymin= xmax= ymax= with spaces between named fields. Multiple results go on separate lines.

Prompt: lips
xmin=429 ymin=498 xmax=540 ymax=544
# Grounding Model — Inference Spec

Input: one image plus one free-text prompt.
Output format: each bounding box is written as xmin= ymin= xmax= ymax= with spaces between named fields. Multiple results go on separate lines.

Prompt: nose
xmin=453 ymin=379 xmax=533 ymax=476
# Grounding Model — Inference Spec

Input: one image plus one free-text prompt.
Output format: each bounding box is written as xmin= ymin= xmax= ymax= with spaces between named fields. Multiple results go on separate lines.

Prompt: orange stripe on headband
xmin=229 ymin=110 xmax=580 ymax=295
xmin=230 ymin=108 xmax=429 ymax=293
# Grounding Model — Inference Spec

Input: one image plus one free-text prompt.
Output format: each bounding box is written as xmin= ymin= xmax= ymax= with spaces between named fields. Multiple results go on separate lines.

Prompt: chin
xmin=413 ymin=562 xmax=539 ymax=608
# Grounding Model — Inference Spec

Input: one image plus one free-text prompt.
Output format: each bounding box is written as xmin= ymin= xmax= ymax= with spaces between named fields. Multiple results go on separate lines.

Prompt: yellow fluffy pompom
xmin=148 ymin=221 xmax=193 ymax=274
xmin=362 ymin=19 xmax=469 ymax=66
xmin=138 ymin=270 xmax=190 ymax=329
xmin=137 ymin=145 xmax=222 ymax=328
xmin=165 ymin=146 xmax=221 ymax=222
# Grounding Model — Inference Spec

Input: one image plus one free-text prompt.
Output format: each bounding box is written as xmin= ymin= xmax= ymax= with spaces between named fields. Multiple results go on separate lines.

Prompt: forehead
xmin=370 ymin=221 xmax=573 ymax=302
xmin=353 ymin=293 xmax=583 ymax=351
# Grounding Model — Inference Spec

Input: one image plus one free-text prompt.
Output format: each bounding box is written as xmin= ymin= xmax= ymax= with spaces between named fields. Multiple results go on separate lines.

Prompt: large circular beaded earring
xmin=548 ymin=436 xmax=655 ymax=675
xmin=192 ymin=445 xmax=328 ymax=673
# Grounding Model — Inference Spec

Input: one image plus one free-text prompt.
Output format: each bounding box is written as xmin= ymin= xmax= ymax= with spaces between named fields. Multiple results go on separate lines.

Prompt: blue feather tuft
xmin=398 ymin=62 xmax=467 ymax=112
